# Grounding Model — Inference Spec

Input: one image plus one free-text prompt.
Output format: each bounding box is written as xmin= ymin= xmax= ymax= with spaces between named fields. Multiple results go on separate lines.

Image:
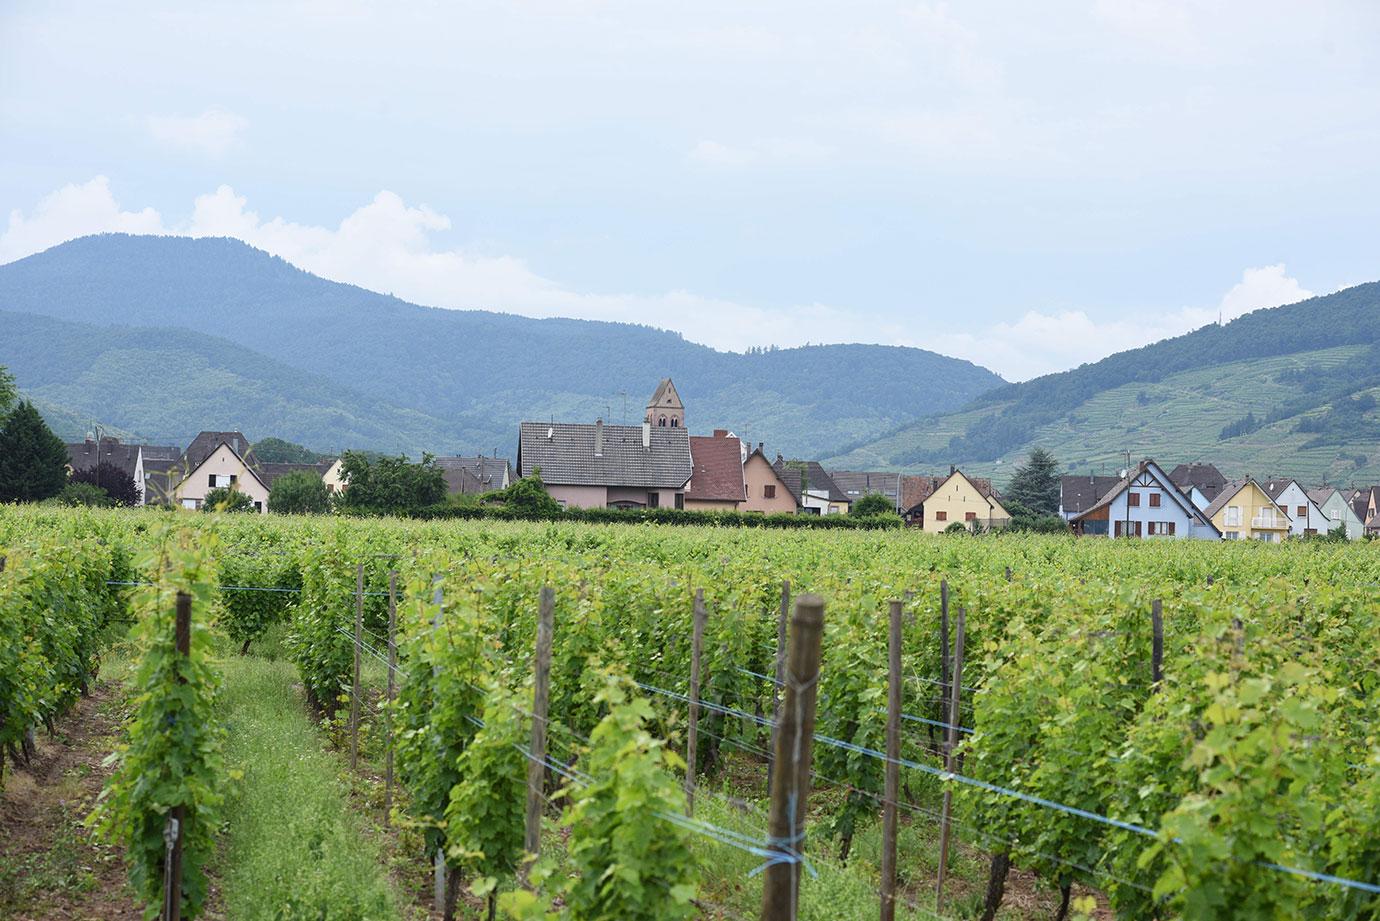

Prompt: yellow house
xmin=919 ymin=469 xmax=1010 ymax=534
xmin=1204 ymin=478 xmax=1291 ymax=542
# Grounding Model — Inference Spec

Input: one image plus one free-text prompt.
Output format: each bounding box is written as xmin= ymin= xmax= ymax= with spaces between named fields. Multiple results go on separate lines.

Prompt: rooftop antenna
xmin=620 ymin=391 xmax=628 ymax=424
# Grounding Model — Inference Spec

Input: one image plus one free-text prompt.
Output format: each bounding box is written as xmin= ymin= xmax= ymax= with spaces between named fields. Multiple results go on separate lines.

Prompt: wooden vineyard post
xmin=350 ymin=563 xmax=364 ymax=772
xmin=880 ymin=600 xmax=903 ymax=921
xmin=524 ymin=586 xmax=555 ymax=871
xmin=686 ymin=588 xmax=707 ymax=813
xmin=935 ymin=605 xmax=966 ymax=914
xmin=761 ymin=594 xmax=824 ymax=921
xmin=1004 ymin=566 xmax=1012 ymax=582
xmin=1151 ymin=598 xmax=1164 ymax=686
xmin=768 ymin=580 xmax=790 ymax=797
xmin=939 ymin=579 xmax=950 ymax=713
xmin=384 ymin=571 xmax=398 ymax=823
xmin=164 ymin=591 xmax=192 ymax=921
xmin=430 ymin=579 xmax=448 ymax=917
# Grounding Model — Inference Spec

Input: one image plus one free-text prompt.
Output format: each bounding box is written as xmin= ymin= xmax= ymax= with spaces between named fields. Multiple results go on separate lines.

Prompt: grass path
xmin=218 ymin=655 xmax=406 ymax=921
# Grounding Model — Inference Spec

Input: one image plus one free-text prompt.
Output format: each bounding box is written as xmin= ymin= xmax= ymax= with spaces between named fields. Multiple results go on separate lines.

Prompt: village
xmin=61 ymin=377 xmax=1380 ymax=540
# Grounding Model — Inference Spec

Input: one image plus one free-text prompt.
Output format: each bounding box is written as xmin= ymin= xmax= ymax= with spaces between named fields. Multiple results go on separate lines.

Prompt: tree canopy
xmin=202 ymin=486 xmax=256 ymax=513
xmin=70 ymin=462 xmax=141 ymax=506
xmin=0 ymin=400 xmax=70 ymax=503
xmin=251 ymin=437 xmax=332 ymax=464
xmin=0 ymin=365 xmax=15 ymax=415
xmin=1005 ymin=448 xmax=1060 ymax=517
xmin=496 ymin=470 xmax=561 ymax=517
xmin=335 ymin=451 xmax=447 ymax=516
xmin=269 ymin=470 xmax=333 ymax=515
xmin=849 ymin=492 xmax=896 ymax=517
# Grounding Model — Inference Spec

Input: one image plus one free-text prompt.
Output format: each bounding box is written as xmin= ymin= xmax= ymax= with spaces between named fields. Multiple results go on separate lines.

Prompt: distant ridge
xmin=0 ymin=234 xmax=1005 ymax=457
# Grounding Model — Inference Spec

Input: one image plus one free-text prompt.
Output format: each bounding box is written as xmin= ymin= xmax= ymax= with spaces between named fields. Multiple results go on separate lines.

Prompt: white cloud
xmin=147 ymin=108 xmax=248 ymax=156
xmin=0 ymin=179 xmax=1317 ymax=382
xmin=0 ymin=177 xmax=163 ymax=263
xmin=931 ymin=264 xmax=1312 ymax=380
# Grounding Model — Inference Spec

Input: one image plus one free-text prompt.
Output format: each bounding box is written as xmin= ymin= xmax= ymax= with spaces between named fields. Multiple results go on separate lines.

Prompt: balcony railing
xmin=1251 ymin=515 xmax=1283 ymax=529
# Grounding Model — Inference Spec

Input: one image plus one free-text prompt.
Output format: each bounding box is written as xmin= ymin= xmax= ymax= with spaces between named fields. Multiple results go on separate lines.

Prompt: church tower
xmin=645 ymin=378 xmax=684 ymax=429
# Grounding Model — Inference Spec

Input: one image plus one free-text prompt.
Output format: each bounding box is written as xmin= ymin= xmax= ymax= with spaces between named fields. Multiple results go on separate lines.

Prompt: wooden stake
xmin=524 ymin=586 xmax=555 ymax=865
xmin=384 ymin=571 xmax=398 ymax=823
xmin=164 ymin=591 xmax=191 ymax=921
xmin=1151 ymin=598 xmax=1163 ymax=686
xmin=761 ymin=594 xmax=825 ymax=921
xmin=350 ymin=563 xmax=363 ymax=772
xmin=768 ymin=580 xmax=789 ymax=797
xmin=935 ymin=605 xmax=966 ymax=914
xmin=939 ymin=579 xmax=950 ymax=710
xmin=429 ymin=578 xmax=447 ymax=917
xmin=880 ymin=600 xmax=903 ymax=921
xmin=686 ymin=588 xmax=707 ymax=813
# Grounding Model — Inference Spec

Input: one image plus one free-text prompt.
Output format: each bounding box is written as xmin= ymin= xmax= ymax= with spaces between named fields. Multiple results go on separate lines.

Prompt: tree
xmin=54 ymin=481 xmax=114 ymax=507
xmin=1005 ymin=448 xmax=1060 ymax=517
xmin=0 ymin=365 xmax=15 ymax=415
xmin=849 ymin=492 xmax=896 ymax=517
xmin=201 ymin=486 xmax=255 ymax=513
xmin=250 ymin=437 xmax=330 ymax=464
xmin=71 ymin=462 xmax=141 ymax=506
xmin=497 ymin=469 xmax=561 ymax=517
xmin=0 ymin=400 xmax=70 ymax=503
xmin=335 ymin=451 xmax=447 ymax=516
xmin=269 ymin=470 xmax=333 ymax=514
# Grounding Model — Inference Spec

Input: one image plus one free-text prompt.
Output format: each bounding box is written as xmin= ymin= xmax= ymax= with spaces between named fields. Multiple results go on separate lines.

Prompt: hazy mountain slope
xmin=0 ymin=234 xmax=1004 ymax=457
xmin=1 ymin=311 xmax=464 ymax=452
xmin=828 ymin=284 xmax=1380 ymax=486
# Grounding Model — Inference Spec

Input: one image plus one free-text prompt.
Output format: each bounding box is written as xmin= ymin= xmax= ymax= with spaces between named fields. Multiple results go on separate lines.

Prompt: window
xmin=182 ymin=498 xmax=198 ymax=510
xmin=230 ymin=474 xmax=238 ymax=485
xmin=764 ymin=484 xmax=776 ymax=499
xmin=675 ymin=493 xmax=684 ymax=510
xmin=253 ymin=501 xmax=262 ymax=512
xmin=1225 ymin=531 xmax=1240 ymax=540
xmin=965 ymin=511 xmax=977 ymax=522
xmin=670 ymin=418 xmax=679 ymax=427
xmin=1128 ymin=492 xmax=1141 ymax=507
xmin=648 ymin=491 xmax=660 ymax=508
xmin=1149 ymin=493 xmax=1161 ymax=508
xmin=208 ymin=473 xmax=216 ymax=487
xmin=1330 ymin=509 xmax=1340 ymax=520
xmin=1166 ymin=521 xmax=1175 ymax=536
xmin=658 ymin=416 xmax=667 ymax=427
xmin=935 ymin=511 xmax=947 ymax=522
xmin=1297 ymin=505 xmax=1307 ymax=518
xmin=1225 ymin=506 xmax=1241 ymax=526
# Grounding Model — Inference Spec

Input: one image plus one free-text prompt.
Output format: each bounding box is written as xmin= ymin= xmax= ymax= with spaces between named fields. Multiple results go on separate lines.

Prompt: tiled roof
xmin=899 ymin=475 xmax=942 ymax=512
xmin=434 ymin=456 xmax=511 ymax=494
xmin=66 ymin=439 xmax=142 ymax=477
xmin=686 ymin=434 xmax=746 ymax=502
xmin=1060 ymin=475 xmax=1122 ymax=516
xmin=773 ymin=458 xmax=848 ymax=504
xmin=828 ymin=470 xmax=903 ymax=507
xmin=518 ymin=422 xmax=692 ymax=489
xmin=1260 ymin=477 xmax=1304 ymax=501
xmin=1306 ymin=487 xmax=1339 ymax=507
xmin=648 ymin=378 xmax=682 ymax=409
xmin=1202 ymin=479 xmax=1260 ymax=521
xmin=1168 ymin=463 xmax=1228 ymax=500
xmin=183 ymin=431 xmax=251 ymax=472
xmin=258 ymin=461 xmax=334 ymax=488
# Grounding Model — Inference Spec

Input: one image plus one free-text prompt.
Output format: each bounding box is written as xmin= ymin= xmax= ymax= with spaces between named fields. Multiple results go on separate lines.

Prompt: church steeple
xmin=644 ymin=378 xmax=684 ymax=429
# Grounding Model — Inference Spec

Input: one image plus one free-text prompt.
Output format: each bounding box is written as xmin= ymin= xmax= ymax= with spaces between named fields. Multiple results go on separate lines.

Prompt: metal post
xmin=880 ymin=600 xmax=903 ymax=921
xmin=761 ymin=594 xmax=825 ymax=921
xmin=524 ymin=587 xmax=555 ymax=864
xmin=935 ymin=605 xmax=966 ymax=913
xmin=350 ymin=563 xmax=363 ymax=771
xmin=384 ymin=571 xmax=398 ymax=822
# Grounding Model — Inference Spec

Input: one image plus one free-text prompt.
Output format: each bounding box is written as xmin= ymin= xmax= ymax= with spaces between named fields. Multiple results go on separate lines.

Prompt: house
xmin=1307 ymin=487 xmax=1365 ymax=540
xmin=139 ymin=444 xmax=184 ymax=505
xmin=166 ymin=431 xmax=270 ymax=513
xmin=645 ymin=378 xmax=685 ymax=429
xmin=1349 ymin=486 xmax=1379 ymax=526
xmin=828 ymin=470 xmax=904 ymax=512
xmin=1068 ymin=460 xmax=1220 ymax=539
xmin=1368 ymin=511 xmax=1380 ymax=537
xmin=65 ymin=436 xmax=180 ymax=505
xmin=1168 ymin=462 xmax=1229 ymax=509
xmin=908 ymin=468 xmax=1010 ymax=533
xmin=434 ymin=455 xmax=513 ymax=495
xmin=322 ymin=457 xmax=347 ymax=494
xmin=684 ymin=430 xmax=746 ymax=512
xmin=1059 ymin=474 xmax=1122 ymax=521
xmin=516 ymin=419 xmax=692 ymax=509
xmin=1261 ymin=478 xmax=1329 ymax=537
xmin=1203 ymin=479 xmax=1291 ymax=542
xmin=741 ymin=445 xmax=797 ymax=514
xmin=773 ymin=457 xmax=849 ymax=515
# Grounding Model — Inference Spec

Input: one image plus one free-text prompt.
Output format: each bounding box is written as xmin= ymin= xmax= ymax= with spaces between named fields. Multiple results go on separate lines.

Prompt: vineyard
xmin=2 ymin=505 xmax=1379 ymax=920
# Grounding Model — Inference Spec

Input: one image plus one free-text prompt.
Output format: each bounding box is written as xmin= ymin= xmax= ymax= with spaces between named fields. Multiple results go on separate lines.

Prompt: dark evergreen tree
xmin=1005 ymin=448 xmax=1060 ymax=517
xmin=0 ymin=400 xmax=71 ymax=503
xmin=0 ymin=365 xmax=15 ymax=414
xmin=70 ymin=462 xmax=141 ymax=506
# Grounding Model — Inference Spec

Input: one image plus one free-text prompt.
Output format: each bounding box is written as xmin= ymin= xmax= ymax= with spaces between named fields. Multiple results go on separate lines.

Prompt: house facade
xmin=173 ymin=438 xmax=270 ymax=512
xmin=1069 ymin=460 xmax=1220 ymax=539
xmin=1204 ymin=479 xmax=1291 ymax=542
xmin=828 ymin=470 xmax=904 ymax=512
xmin=684 ymin=431 xmax=746 ymax=511
xmin=741 ymin=446 xmax=797 ymax=514
xmin=773 ymin=457 xmax=849 ymax=514
xmin=914 ymin=469 xmax=1009 ymax=533
xmin=516 ymin=419 xmax=691 ymax=509
xmin=1308 ymin=488 xmax=1365 ymax=540
xmin=1261 ymin=478 xmax=1329 ymax=537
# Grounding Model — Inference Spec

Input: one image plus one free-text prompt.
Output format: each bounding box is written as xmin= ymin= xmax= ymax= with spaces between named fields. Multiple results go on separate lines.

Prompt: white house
xmin=1307 ymin=487 xmax=1365 ymax=540
xmin=1261 ymin=478 xmax=1329 ymax=538
xmin=1069 ymin=459 xmax=1221 ymax=540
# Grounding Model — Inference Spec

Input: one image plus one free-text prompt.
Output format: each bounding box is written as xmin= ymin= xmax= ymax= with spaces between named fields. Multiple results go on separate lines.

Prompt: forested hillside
xmin=0 ymin=235 xmax=1004 ymax=456
xmin=828 ymin=283 xmax=1380 ymax=485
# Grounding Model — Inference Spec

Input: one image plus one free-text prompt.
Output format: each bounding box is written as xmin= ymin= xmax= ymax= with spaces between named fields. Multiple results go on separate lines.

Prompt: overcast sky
xmin=3 ymin=1 xmax=1376 ymax=380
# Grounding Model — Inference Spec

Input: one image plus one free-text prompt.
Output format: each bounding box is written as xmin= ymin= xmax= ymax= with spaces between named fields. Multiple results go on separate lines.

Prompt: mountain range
xmin=0 ymin=234 xmax=1004 ymax=458
xmin=826 ymin=283 xmax=1380 ymax=485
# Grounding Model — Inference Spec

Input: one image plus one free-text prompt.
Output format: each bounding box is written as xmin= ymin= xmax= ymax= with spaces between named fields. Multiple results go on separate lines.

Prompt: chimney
xmin=642 ymin=421 xmax=651 ymax=450
xmin=950 ymin=464 xmax=956 ymax=475
xmin=758 ymin=442 xmax=764 ymax=454
xmin=594 ymin=418 xmax=604 ymax=456
xmin=713 ymin=429 xmax=728 ymax=438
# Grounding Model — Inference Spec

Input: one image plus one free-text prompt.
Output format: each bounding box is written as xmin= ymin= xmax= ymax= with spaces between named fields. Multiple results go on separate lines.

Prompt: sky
xmin=2 ymin=1 xmax=1377 ymax=381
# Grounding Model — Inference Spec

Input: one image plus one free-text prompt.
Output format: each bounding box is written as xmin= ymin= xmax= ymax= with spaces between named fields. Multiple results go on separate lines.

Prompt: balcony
xmin=1251 ymin=515 xmax=1284 ymax=529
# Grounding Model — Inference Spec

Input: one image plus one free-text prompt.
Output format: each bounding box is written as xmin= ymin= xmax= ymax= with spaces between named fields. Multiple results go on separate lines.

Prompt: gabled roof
xmin=899 ymin=475 xmax=943 ymax=513
xmin=828 ymin=470 xmax=903 ymax=507
xmin=517 ymin=422 xmax=692 ymax=489
xmin=686 ymin=434 xmax=746 ymax=502
xmin=183 ymin=431 xmax=251 ymax=472
xmin=434 ymin=456 xmax=511 ymax=494
xmin=1060 ymin=475 xmax=1122 ymax=516
xmin=1202 ymin=477 xmax=1288 ymax=522
xmin=773 ymin=458 xmax=848 ymax=504
xmin=1071 ymin=460 xmax=1214 ymax=532
xmin=1306 ymin=486 xmax=1341 ymax=507
xmin=1260 ymin=477 xmax=1309 ymax=502
xmin=648 ymin=377 xmax=683 ymax=409
xmin=1168 ymin=463 xmax=1228 ymax=500
xmin=66 ymin=439 xmax=143 ymax=478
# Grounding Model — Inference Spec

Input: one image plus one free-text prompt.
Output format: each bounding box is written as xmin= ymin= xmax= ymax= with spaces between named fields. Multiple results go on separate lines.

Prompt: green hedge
xmin=409 ymin=503 xmax=905 ymax=529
